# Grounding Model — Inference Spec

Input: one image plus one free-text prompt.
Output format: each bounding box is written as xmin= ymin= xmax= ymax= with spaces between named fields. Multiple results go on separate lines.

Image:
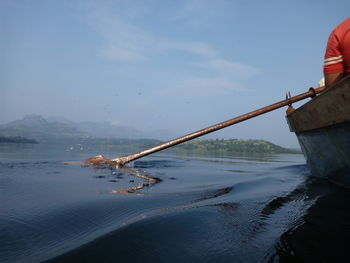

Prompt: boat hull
xmin=287 ymin=76 xmax=350 ymax=186
xmin=296 ymin=121 xmax=350 ymax=185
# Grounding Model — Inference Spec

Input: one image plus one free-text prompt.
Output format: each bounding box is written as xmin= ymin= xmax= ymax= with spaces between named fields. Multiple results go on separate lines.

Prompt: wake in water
xmin=268 ymin=176 xmax=350 ymax=262
xmin=45 ymin=163 xmax=315 ymax=263
xmin=2 ymin=151 xmax=347 ymax=263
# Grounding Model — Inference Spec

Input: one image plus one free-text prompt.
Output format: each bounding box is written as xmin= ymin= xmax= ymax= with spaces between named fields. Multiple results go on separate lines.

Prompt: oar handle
xmin=110 ymin=86 xmax=326 ymax=166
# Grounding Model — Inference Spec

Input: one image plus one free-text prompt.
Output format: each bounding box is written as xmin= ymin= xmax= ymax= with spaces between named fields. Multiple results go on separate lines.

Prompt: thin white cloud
xmin=160 ymin=40 xmax=217 ymax=58
xmin=173 ymin=0 xmax=235 ymax=28
xmin=88 ymin=6 xmax=217 ymax=62
xmin=110 ymin=120 xmax=122 ymax=126
xmin=203 ymin=58 xmax=260 ymax=78
xmin=181 ymin=77 xmax=241 ymax=94
xmin=101 ymin=45 xmax=145 ymax=61
xmin=156 ymin=76 xmax=241 ymax=97
xmin=86 ymin=5 xmax=153 ymax=61
xmin=83 ymin=1 xmax=258 ymax=96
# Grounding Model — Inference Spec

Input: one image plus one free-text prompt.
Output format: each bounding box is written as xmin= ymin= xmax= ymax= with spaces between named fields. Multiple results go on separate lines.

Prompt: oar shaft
xmin=111 ymin=86 xmax=326 ymax=165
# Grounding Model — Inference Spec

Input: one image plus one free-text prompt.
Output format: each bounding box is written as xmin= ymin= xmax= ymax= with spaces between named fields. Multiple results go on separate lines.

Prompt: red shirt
xmin=324 ymin=18 xmax=350 ymax=75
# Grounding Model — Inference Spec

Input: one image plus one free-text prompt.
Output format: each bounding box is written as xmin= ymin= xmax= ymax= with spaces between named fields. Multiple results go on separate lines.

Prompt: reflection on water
xmin=107 ymin=166 xmax=161 ymax=194
xmin=1 ymin=143 xmax=349 ymax=263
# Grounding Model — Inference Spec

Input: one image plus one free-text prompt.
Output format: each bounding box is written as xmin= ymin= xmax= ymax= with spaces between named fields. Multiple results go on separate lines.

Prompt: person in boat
xmin=323 ymin=17 xmax=350 ymax=89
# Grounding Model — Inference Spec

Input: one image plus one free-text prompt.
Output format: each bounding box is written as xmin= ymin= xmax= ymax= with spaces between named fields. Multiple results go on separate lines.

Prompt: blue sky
xmin=1 ymin=0 xmax=349 ymax=147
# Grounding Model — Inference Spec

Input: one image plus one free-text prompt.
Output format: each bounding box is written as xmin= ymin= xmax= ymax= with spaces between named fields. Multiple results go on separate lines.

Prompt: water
xmin=1 ymin=142 xmax=349 ymax=263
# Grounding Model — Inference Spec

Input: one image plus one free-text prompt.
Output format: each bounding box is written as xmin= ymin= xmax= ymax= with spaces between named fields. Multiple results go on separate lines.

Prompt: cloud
xmin=111 ymin=120 xmax=123 ymax=126
xmin=203 ymin=58 xmax=260 ymax=78
xmin=160 ymin=40 xmax=217 ymax=58
xmin=86 ymin=5 xmax=153 ymax=61
xmin=173 ymin=0 xmax=235 ymax=28
xmin=180 ymin=77 xmax=240 ymax=94
xmin=88 ymin=6 xmax=217 ymax=62
xmin=83 ymin=1 xmax=258 ymax=96
xmin=101 ymin=45 xmax=145 ymax=61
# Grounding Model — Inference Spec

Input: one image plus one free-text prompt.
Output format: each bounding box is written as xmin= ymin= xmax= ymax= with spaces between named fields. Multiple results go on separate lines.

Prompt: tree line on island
xmin=172 ymin=138 xmax=299 ymax=154
xmin=0 ymin=135 xmax=38 ymax=144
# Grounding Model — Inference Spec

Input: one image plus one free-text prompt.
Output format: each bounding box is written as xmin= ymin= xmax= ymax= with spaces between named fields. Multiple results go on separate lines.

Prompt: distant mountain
xmin=0 ymin=115 xmax=176 ymax=142
xmin=46 ymin=117 xmax=177 ymax=140
xmin=0 ymin=115 xmax=86 ymax=141
xmin=46 ymin=116 xmax=177 ymax=140
xmin=46 ymin=116 xmax=75 ymax=125
xmin=74 ymin=121 xmax=141 ymax=138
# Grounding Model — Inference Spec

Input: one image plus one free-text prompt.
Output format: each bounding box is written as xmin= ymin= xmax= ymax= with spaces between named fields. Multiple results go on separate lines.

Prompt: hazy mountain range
xmin=0 ymin=115 xmax=176 ymax=142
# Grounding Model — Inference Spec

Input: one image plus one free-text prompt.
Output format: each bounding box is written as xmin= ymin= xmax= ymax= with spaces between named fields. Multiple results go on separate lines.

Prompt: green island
xmin=55 ymin=137 xmax=299 ymax=157
xmin=0 ymin=135 xmax=38 ymax=144
xmin=171 ymin=138 xmax=299 ymax=155
xmin=75 ymin=138 xmax=299 ymax=155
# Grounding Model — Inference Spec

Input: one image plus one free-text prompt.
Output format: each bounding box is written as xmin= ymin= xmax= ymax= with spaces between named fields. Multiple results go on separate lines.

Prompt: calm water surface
xmin=1 ymin=142 xmax=349 ymax=263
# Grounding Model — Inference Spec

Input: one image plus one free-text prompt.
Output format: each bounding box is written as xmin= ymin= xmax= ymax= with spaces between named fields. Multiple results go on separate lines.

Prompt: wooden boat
xmin=286 ymin=76 xmax=350 ymax=186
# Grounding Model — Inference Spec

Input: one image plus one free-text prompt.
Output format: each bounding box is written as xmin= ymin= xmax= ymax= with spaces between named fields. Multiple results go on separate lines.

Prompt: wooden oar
xmin=85 ymin=86 xmax=326 ymax=167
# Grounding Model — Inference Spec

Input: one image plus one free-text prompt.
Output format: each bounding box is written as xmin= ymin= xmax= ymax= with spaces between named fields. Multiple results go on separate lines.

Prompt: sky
xmin=1 ymin=0 xmax=349 ymax=148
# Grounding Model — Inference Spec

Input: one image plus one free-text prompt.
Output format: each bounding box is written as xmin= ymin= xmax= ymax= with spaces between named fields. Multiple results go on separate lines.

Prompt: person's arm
xmin=324 ymin=29 xmax=344 ymax=89
xmin=324 ymin=72 xmax=344 ymax=89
